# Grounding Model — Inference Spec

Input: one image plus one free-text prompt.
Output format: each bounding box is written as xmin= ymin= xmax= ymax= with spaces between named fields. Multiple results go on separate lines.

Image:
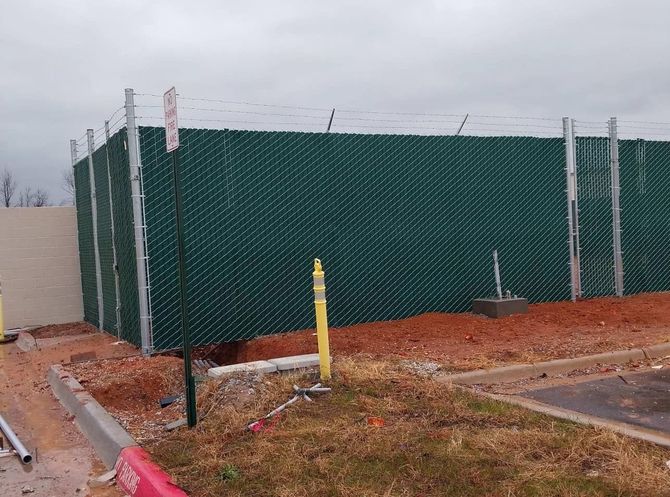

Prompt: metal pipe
xmin=70 ymin=139 xmax=78 ymax=166
xmin=125 ymin=88 xmax=153 ymax=355
xmin=563 ymin=117 xmax=577 ymax=302
xmin=87 ymin=129 xmax=105 ymax=329
xmin=0 ymin=413 xmax=32 ymax=464
xmin=493 ymin=250 xmax=503 ymax=300
xmin=570 ymin=118 xmax=583 ymax=297
xmin=609 ymin=117 xmax=624 ymax=297
xmin=326 ymin=108 xmax=335 ymax=132
xmin=456 ymin=113 xmax=469 ymax=136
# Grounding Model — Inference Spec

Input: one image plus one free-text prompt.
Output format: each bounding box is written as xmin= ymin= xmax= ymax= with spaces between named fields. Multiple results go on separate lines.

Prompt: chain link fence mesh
xmin=72 ymin=129 xmax=141 ymax=345
xmin=139 ymin=126 xmax=570 ymax=351
xmin=620 ymin=139 xmax=670 ymax=294
xmin=92 ymin=145 xmax=117 ymax=334
xmin=72 ymin=97 xmax=670 ymax=353
xmin=107 ymin=128 xmax=142 ymax=346
xmin=73 ymin=157 xmax=99 ymax=325
xmin=575 ymin=136 xmax=614 ymax=297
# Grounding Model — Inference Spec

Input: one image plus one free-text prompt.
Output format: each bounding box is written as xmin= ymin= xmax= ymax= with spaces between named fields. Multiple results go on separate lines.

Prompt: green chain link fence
xmin=106 ymin=129 xmax=142 ymax=345
xmin=575 ymin=136 xmax=614 ymax=297
xmin=92 ymin=145 xmax=117 ymax=334
xmin=139 ymin=127 xmax=570 ymax=351
xmin=620 ymin=139 xmax=670 ymax=294
xmin=73 ymin=129 xmax=141 ymax=344
xmin=73 ymin=157 xmax=99 ymax=326
xmin=73 ymin=118 xmax=670 ymax=353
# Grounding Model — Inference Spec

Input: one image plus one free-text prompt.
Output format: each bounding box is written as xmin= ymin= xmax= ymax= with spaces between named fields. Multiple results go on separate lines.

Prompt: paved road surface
xmin=522 ymin=369 xmax=669 ymax=434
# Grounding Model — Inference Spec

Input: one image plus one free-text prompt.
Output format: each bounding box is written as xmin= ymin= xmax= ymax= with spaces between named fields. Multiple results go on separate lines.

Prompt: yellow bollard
xmin=312 ymin=259 xmax=331 ymax=380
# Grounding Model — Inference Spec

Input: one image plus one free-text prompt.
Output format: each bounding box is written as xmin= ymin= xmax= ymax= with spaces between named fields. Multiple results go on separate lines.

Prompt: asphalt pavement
xmin=521 ymin=369 xmax=670 ymax=434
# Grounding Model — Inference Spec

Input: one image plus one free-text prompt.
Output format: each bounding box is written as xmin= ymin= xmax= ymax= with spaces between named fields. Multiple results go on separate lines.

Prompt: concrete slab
xmin=267 ymin=353 xmax=320 ymax=371
xmin=472 ymin=297 xmax=528 ymax=318
xmin=208 ymin=360 xmax=277 ymax=378
xmin=521 ymin=369 xmax=670 ymax=434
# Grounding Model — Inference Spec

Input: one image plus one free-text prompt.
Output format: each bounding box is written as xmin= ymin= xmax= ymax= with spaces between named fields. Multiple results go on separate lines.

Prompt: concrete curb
xmin=207 ymin=353 xmax=328 ymax=377
xmin=48 ymin=364 xmax=190 ymax=496
xmin=479 ymin=390 xmax=670 ymax=448
xmin=115 ymin=446 xmax=189 ymax=497
xmin=439 ymin=342 xmax=670 ymax=385
xmin=48 ymin=365 xmax=136 ymax=468
xmin=18 ymin=331 xmax=94 ymax=352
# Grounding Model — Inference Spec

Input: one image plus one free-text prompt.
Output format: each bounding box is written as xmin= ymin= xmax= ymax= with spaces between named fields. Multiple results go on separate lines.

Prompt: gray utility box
xmin=472 ymin=298 xmax=528 ymax=318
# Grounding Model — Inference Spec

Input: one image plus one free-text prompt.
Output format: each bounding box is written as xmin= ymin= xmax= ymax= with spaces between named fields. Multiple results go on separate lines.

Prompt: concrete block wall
xmin=0 ymin=207 xmax=83 ymax=328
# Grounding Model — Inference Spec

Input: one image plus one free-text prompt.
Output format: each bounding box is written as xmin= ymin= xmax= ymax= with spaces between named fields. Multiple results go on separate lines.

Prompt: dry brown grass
xmin=151 ymin=358 xmax=670 ymax=497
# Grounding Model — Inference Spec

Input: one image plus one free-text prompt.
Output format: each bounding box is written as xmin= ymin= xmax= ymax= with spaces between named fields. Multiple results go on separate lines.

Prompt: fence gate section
xmin=574 ymin=134 xmax=615 ymax=297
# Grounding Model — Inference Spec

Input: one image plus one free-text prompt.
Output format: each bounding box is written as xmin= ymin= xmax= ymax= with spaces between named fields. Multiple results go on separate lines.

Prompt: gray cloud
xmin=1 ymin=0 xmax=670 ymax=202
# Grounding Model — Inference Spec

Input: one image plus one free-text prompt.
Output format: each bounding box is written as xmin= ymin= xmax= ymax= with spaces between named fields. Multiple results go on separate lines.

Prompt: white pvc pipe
xmin=493 ymin=250 xmax=503 ymax=300
xmin=0 ymin=414 xmax=32 ymax=464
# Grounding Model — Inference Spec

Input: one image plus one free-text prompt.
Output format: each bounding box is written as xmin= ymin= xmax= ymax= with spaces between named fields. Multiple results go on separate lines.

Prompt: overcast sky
xmin=2 ymin=0 xmax=670 ymax=203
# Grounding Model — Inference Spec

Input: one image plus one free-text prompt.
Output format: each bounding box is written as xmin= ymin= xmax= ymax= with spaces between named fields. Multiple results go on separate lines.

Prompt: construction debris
xmin=70 ymin=351 xmax=97 ymax=363
xmin=159 ymin=395 xmax=182 ymax=409
xmin=247 ymin=383 xmax=331 ymax=433
xmin=164 ymin=419 xmax=188 ymax=431
xmin=88 ymin=469 xmax=116 ymax=488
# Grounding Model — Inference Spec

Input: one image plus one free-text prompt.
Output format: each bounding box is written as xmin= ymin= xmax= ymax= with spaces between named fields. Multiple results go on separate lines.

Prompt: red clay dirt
xmin=28 ymin=321 xmax=97 ymax=338
xmin=205 ymin=293 xmax=670 ymax=370
xmin=0 ymin=325 xmax=137 ymax=496
xmin=65 ymin=294 xmax=670 ymax=446
xmin=72 ymin=356 xmax=182 ymax=412
xmin=69 ymin=356 xmax=185 ymax=443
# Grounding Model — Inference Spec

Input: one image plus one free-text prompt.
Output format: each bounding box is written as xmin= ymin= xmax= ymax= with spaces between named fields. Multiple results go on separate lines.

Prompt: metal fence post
xmin=609 ymin=117 xmax=624 ymax=296
xmin=70 ymin=139 xmax=78 ymax=206
xmin=105 ymin=121 xmax=123 ymax=338
xmin=87 ymin=129 xmax=104 ymax=329
xmin=570 ymin=119 xmax=582 ymax=297
xmin=125 ymin=88 xmax=153 ymax=355
xmin=70 ymin=139 xmax=78 ymax=165
xmin=563 ymin=117 xmax=578 ymax=302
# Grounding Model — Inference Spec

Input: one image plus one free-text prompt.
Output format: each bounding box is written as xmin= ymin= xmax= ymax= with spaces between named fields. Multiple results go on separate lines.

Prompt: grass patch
xmin=151 ymin=358 xmax=670 ymax=497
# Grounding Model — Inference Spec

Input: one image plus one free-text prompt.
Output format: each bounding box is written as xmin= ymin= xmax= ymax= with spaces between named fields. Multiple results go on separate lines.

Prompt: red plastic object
xmin=114 ymin=446 xmax=189 ymax=497
xmin=367 ymin=416 xmax=385 ymax=427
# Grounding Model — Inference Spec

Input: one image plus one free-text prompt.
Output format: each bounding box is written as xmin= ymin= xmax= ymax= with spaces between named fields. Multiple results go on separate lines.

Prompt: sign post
xmin=164 ymin=87 xmax=197 ymax=428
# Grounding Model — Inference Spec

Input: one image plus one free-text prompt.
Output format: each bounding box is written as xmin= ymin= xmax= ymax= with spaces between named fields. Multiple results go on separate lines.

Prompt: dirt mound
xmin=71 ymin=356 xmax=183 ymax=412
xmin=28 ymin=322 xmax=96 ymax=338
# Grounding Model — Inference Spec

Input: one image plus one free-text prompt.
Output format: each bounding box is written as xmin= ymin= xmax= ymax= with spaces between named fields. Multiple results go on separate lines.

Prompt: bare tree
xmin=18 ymin=186 xmax=34 ymax=207
xmin=33 ymin=189 xmax=50 ymax=207
xmin=62 ymin=168 xmax=75 ymax=204
xmin=1 ymin=168 xmax=17 ymax=207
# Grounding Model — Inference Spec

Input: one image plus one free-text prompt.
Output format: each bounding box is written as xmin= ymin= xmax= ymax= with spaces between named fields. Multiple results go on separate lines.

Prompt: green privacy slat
xmin=107 ymin=128 xmax=142 ymax=347
xmin=620 ymin=139 xmax=670 ymax=294
xmin=139 ymin=127 xmax=570 ymax=351
xmin=73 ymin=157 xmax=98 ymax=326
xmin=575 ymin=137 xmax=615 ymax=297
xmin=92 ymin=144 xmax=117 ymax=334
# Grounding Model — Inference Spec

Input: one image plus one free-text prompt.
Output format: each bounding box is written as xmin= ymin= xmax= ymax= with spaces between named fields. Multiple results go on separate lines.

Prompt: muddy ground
xmin=0 ymin=325 xmax=136 ymax=496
